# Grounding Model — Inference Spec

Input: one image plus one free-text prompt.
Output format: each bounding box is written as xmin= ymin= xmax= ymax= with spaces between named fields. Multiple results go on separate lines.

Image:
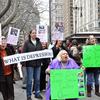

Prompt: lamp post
xmin=49 ymin=0 xmax=52 ymax=43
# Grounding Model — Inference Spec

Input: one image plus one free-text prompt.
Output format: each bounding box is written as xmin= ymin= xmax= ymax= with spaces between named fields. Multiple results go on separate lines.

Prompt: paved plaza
xmin=0 ymin=80 xmax=100 ymax=100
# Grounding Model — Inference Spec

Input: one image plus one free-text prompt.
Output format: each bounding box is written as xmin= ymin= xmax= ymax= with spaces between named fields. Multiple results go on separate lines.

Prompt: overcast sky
xmin=39 ymin=0 xmax=49 ymax=25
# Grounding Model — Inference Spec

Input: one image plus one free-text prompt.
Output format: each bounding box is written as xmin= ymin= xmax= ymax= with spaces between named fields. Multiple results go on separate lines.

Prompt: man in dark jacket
xmin=23 ymin=29 xmax=43 ymax=100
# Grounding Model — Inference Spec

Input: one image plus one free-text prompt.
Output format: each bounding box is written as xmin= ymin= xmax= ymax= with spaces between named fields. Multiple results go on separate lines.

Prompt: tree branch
xmin=10 ymin=10 xmax=27 ymax=24
xmin=20 ymin=13 xmax=30 ymax=32
xmin=0 ymin=0 xmax=12 ymax=19
xmin=1 ymin=0 xmax=18 ymax=28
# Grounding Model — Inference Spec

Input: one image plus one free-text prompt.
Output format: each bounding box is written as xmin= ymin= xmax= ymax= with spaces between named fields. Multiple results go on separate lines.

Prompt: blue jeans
xmin=87 ymin=71 xmax=99 ymax=86
xmin=26 ymin=66 xmax=41 ymax=97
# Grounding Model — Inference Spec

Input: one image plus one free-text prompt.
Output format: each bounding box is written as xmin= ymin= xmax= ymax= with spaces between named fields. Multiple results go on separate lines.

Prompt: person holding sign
xmin=40 ymin=42 xmax=50 ymax=91
xmin=46 ymin=50 xmax=80 ymax=100
xmin=85 ymin=35 xmax=100 ymax=97
xmin=0 ymin=36 xmax=14 ymax=100
xmin=23 ymin=29 xmax=43 ymax=100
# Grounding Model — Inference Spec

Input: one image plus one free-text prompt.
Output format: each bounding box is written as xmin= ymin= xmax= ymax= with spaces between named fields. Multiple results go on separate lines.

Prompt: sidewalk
xmin=0 ymin=80 xmax=45 ymax=100
xmin=0 ymin=80 xmax=100 ymax=100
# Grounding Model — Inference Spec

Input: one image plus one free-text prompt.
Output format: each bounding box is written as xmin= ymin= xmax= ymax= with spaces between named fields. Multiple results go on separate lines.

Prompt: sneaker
xmin=27 ymin=97 xmax=32 ymax=100
xmin=35 ymin=95 xmax=43 ymax=99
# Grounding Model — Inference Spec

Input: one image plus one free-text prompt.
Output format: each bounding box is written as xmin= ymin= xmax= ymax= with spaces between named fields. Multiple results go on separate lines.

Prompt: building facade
xmin=73 ymin=0 xmax=100 ymax=33
xmin=51 ymin=0 xmax=64 ymax=40
xmin=63 ymin=0 xmax=73 ymax=37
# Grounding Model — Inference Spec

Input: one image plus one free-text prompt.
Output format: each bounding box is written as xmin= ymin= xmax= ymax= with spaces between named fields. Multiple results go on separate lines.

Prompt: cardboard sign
xmin=50 ymin=69 xmax=86 ymax=99
xmin=83 ymin=45 xmax=100 ymax=67
xmin=7 ymin=27 xmax=20 ymax=45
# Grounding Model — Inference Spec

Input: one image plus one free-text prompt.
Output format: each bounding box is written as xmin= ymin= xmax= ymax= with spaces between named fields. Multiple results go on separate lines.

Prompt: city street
xmin=0 ymin=80 xmax=100 ymax=100
xmin=0 ymin=0 xmax=100 ymax=100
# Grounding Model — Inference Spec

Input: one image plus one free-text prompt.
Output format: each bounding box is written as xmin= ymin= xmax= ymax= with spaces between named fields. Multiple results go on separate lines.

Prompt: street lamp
xmin=49 ymin=0 xmax=52 ymax=43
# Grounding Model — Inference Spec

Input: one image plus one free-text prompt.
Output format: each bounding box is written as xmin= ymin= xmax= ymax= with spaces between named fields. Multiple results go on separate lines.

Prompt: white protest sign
xmin=4 ymin=49 xmax=53 ymax=65
xmin=7 ymin=27 xmax=20 ymax=45
xmin=0 ymin=23 xmax=2 ymax=45
xmin=51 ymin=22 xmax=64 ymax=41
xmin=36 ymin=24 xmax=48 ymax=42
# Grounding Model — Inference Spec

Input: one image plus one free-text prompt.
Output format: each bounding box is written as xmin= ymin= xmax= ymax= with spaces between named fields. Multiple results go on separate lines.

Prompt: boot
xmin=87 ymin=85 xmax=92 ymax=97
xmin=95 ymin=85 xmax=100 ymax=97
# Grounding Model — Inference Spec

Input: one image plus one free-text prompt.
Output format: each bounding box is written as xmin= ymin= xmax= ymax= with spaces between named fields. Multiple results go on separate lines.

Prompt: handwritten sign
xmin=4 ymin=49 xmax=53 ymax=65
xmin=50 ymin=69 xmax=86 ymax=99
xmin=83 ymin=45 xmax=100 ymax=67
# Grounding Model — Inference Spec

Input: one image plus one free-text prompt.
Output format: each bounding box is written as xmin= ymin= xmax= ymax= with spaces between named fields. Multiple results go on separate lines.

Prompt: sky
xmin=39 ymin=0 xmax=49 ymax=25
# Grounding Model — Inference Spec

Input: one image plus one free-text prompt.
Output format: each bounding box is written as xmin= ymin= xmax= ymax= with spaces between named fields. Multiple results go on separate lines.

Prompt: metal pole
xmin=49 ymin=0 xmax=51 ymax=43
xmin=75 ymin=9 xmax=77 ymax=34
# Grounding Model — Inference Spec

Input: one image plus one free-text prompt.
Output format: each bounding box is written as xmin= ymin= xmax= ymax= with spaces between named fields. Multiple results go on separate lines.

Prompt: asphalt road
xmin=0 ymin=80 xmax=100 ymax=100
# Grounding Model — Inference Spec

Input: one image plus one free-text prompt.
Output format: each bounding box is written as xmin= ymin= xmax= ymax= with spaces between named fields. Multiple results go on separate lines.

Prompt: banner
xmin=36 ymin=24 xmax=48 ymax=42
xmin=7 ymin=27 xmax=20 ymax=45
xmin=4 ymin=49 xmax=53 ymax=65
xmin=50 ymin=69 xmax=86 ymax=99
xmin=83 ymin=45 xmax=100 ymax=67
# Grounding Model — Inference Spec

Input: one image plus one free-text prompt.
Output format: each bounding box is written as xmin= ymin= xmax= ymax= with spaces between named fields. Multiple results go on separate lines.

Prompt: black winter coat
xmin=23 ymin=38 xmax=43 ymax=67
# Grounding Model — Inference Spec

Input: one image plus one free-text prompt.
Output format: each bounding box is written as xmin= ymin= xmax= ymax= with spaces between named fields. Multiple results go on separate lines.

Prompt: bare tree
xmin=1 ymin=0 xmax=18 ymax=28
xmin=0 ymin=0 xmax=48 ymax=44
xmin=0 ymin=0 xmax=11 ymax=18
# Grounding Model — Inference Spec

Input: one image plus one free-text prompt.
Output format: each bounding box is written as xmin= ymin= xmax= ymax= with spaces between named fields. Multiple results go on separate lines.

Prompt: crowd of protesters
xmin=0 ymin=28 xmax=100 ymax=100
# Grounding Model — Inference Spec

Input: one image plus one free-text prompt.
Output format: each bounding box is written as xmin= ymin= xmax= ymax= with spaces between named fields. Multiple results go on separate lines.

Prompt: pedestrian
xmin=23 ymin=29 xmax=43 ymax=100
xmin=45 ymin=50 xmax=80 ymax=100
xmin=7 ymin=44 xmax=17 ymax=83
xmin=86 ymin=35 xmax=100 ymax=97
xmin=0 ymin=36 xmax=14 ymax=100
xmin=70 ymin=39 xmax=81 ymax=66
xmin=40 ymin=42 xmax=50 ymax=91
xmin=52 ymin=40 xmax=65 ymax=59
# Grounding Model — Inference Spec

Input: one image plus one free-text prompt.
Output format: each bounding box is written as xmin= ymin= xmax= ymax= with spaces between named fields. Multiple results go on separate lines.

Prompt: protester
xmin=40 ymin=42 xmax=50 ymax=91
xmin=17 ymin=45 xmax=27 ymax=89
xmin=45 ymin=50 xmax=80 ymax=100
xmin=70 ymin=39 xmax=81 ymax=66
xmin=85 ymin=35 xmax=100 ymax=97
xmin=65 ymin=39 xmax=72 ymax=50
xmin=52 ymin=40 xmax=65 ymax=59
xmin=0 ymin=36 xmax=14 ymax=100
xmin=23 ymin=29 xmax=43 ymax=100
xmin=7 ymin=44 xmax=17 ymax=83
